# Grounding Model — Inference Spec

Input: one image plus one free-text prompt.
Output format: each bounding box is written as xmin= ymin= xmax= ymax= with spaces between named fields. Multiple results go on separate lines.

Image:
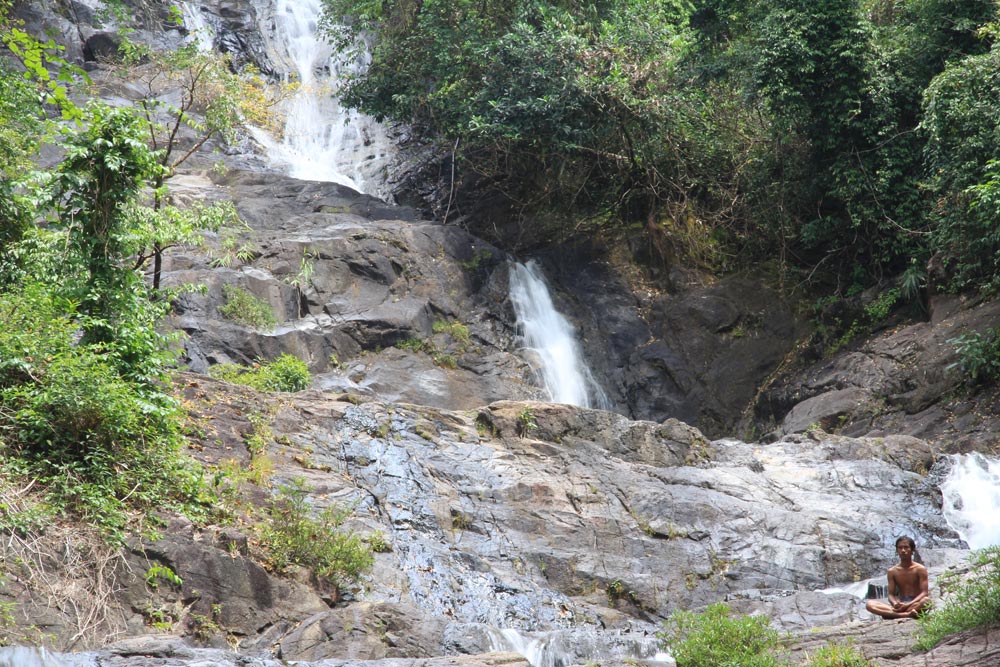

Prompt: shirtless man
xmin=865 ymin=535 xmax=931 ymax=619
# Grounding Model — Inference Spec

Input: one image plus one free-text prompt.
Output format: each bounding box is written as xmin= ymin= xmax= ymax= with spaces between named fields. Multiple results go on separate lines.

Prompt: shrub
xmin=433 ymin=319 xmax=471 ymax=348
xmin=219 ymin=284 xmax=277 ymax=329
xmin=209 ymin=354 xmax=310 ymax=392
xmin=803 ymin=642 xmax=872 ymax=667
xmin=258 ymin=478 xmax=374 ymax=584
xmin=915 ymin=546 xmax=1000 ymax=650
xmin=0 ymin=285 xmax=209 ymax=541
xmin=658 ymin=602 xmax=783 ymax=667
xmin=947 ymin=328 xmax=1000 ymax=386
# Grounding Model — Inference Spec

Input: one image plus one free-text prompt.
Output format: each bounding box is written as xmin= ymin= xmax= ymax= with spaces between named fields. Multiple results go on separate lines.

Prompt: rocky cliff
xmin=2 ymin=1 xmax=999 ymax=666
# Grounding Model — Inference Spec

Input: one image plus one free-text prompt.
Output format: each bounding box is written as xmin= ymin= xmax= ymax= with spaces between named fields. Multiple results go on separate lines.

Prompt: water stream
xmin=487 ymin=627 xmax=675 ymax=667
xmin=179 ymin=2 xmax=214 ymax=51
xmin=0 ymin=646 xmax=95 ymax=667
xmin=250 ymin=0 xmax=397 ymax=199
xmin=941 ymin=452 xmax=1000 ymax=549
xmin=509 ymin=261 xmax=610 ymax=410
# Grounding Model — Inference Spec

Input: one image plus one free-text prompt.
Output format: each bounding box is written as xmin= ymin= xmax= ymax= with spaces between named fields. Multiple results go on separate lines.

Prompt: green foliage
xmin=396 ymin=337 xmax=431 ymax=354
xmin=916 ymin=546 xmax=1000 ymax=650
xmin=258 ymin=478 xmax=374 ymax=584
xmin=803 ymin=642 xmax=872 ymax=667
xmin=0 ymin=7 xmax=248 ymax=545
xmin=864 ymin=287 xmax=900 ymax=323
xmin=516 ymin=408 xmax=539 ymax=436
xmin=433 ymin=319 xmax=471 ymax=348
xmin=947 ymin=327 xmax=1000 ymax=386
xmin=0 ymin=58 xmax=45 ymax=180
xmin=658 ymin=602 xmax=783 ymax=667
xmin=209 ymin=232 xmax=258 ymax=268
xmin=0 ymin=18 xmax=87 ymax=122
xmin=145 ymin=564 xmax=183 ymax=590
xmin=219 ymin=284 xmax=277 ymax=329
xmin=325 ymin=0 xmax=1000 ymax=290
xmin=324 ymin=0 xmax=711 ymax=248
xmin=365 ymin=530 xmax=393 ymax=553
xmin=924 ymin=42 xmax=1000 ymax=291
xmin=0 ymin=286 xmax=210 ymax=541
xmin=209 ymin=354 xmax=311 ymax=392
xmin=106 ymin=37 xmax=282 ymax=290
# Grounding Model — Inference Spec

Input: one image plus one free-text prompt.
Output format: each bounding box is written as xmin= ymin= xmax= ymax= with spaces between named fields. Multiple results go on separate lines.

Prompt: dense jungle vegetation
xmin=325 ymin=0 xmax=1000 ymax=296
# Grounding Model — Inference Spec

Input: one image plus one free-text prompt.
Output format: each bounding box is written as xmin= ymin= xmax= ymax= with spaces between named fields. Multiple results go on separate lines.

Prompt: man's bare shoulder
xmin=889 ymin=562 xmax=927 ymax=575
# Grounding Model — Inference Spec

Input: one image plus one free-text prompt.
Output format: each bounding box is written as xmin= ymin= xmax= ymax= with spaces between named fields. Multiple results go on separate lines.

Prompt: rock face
xmin=159 ymin=169 xmax=543 ymax=411
xmin=540 ymin=252 xmax=806 ymax=435
xmin=0 ymin=376 xmax=982 ymax=664
xmin=758 ymin=294 xmax=1000 ymax=451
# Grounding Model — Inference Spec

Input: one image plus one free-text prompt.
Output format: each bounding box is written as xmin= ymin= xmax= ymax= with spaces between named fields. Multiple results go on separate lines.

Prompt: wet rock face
xmin=23 ymin=380 xmax=957 ymax=658
xmin=539 ymin=253 xmax=806 ymax=435
xmin=250 ymin=392 xmax=963 ymax=637
xmin=759 ymin=295 xmax=1000 ymax=450
xmin=160 ymin=169 xmax=543 ymax=411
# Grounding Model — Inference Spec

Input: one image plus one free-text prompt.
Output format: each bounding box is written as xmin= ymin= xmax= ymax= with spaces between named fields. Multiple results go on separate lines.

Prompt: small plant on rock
xmin=145 ymin=564 xmax=183 ymax=590
xmin=658 ymin=602 xmax=783 ymax=667
xmin=209 ymin=354 xmax=310 ymax=392
xmin=432 ymin=319 xmax=471 ymax=350
xmin=219 ymin=285 xmax=277 ymax=329
xmin=516 ymin=408 xmax=538 ymax=437
xmin=803 ymin=641 xmax=872 ymax=667
xmin=948 ymin=328 xmax=1000 ymax=386
xmin=258 ymin=478 xmax=374 ymax=586
xmin=916 ymin=545 xmax=1000 ymax=650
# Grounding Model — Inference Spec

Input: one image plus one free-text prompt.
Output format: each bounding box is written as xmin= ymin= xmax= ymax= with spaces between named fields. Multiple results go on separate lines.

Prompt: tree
xmin=922 ymin=36 xmax=1000 ymax=291
xmin=108 ymin=38 xmax=282 ymax=289
xmin=324 ymin=0 xmax=705 ymax=250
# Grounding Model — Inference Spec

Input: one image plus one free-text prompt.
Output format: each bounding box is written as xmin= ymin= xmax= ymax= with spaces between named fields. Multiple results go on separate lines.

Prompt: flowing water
xmin=179 ymin=2 xmax=214 ymax=51
xmin=0 ymin=647 xmax=95 ymax=667
xmin=251 ymin=0 xmax=397 ymax=199
xmin=487 ymin=627 xmax=675 ymax=667
xmin=941 ymin=452 xmax=1000 ymax=549
xmin=509 ymin=261 xmax=610 ymax=410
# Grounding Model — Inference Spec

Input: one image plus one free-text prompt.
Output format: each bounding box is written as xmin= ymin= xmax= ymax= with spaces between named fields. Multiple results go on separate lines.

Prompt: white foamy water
xmin=488 ymin=627 xmax=675 ymax=667
xmin=179 ymin=2 xmax=214 ymax=51
xmin=252 ymin=0 xmax=396 ymax=198
xmin=821 ymin=578 xmax=879 ymax=599
xmin=509 ymin=260 xmax=610 ymax=409
xmin=941 ymin=452 xmax=1000 ymax=549
xmin=0 ymin=647 xmax=94 ymax=667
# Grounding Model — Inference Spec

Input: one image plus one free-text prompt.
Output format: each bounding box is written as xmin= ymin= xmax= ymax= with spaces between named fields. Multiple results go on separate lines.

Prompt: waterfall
xmin=509 ymin=261 xmax=610 ymax=409
xmin=941 ymin=452 xmax=1000 ymax=549
xmin=251 ymin=0 xmax=396 ymax=199
xmin=179 ymin=2 xmax=214 ymax=51
xmin=0 ymin=647 xmax=95 ymax=667
xmin=487 ymin=627 xmax=675 ymax=667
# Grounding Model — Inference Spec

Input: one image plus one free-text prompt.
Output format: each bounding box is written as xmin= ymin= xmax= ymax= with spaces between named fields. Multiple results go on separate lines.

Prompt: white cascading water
xmin=941 ymin=452 xmax=1000 ymax=549
xmin=251 ymin=0 xmax=396 ymax=199
xmin=179 ymin=2 xmax=214 ymax=51
xmin=0 ymin=647 xmax=92 ymax=667
xmin=487 ymin=627 xmax=675 ymax=667
xmin=509 ymin=261 xmax=610 ymax=409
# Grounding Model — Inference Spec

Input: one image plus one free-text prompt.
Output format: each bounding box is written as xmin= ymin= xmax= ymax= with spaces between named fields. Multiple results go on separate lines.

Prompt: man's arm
xmin=902 ymin=565 xmax=930 ymax=612
xmin=887 ymin=568 xmax=903 ymax=610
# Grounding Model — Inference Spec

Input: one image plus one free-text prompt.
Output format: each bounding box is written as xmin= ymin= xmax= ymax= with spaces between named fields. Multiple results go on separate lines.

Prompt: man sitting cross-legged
xmin=865 ymin=535 xmax=931 ymax=620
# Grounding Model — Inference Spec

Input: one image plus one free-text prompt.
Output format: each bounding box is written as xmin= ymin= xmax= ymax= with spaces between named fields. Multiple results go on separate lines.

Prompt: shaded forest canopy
xmin=324 ymin=0 xmax=1000 ymax=295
